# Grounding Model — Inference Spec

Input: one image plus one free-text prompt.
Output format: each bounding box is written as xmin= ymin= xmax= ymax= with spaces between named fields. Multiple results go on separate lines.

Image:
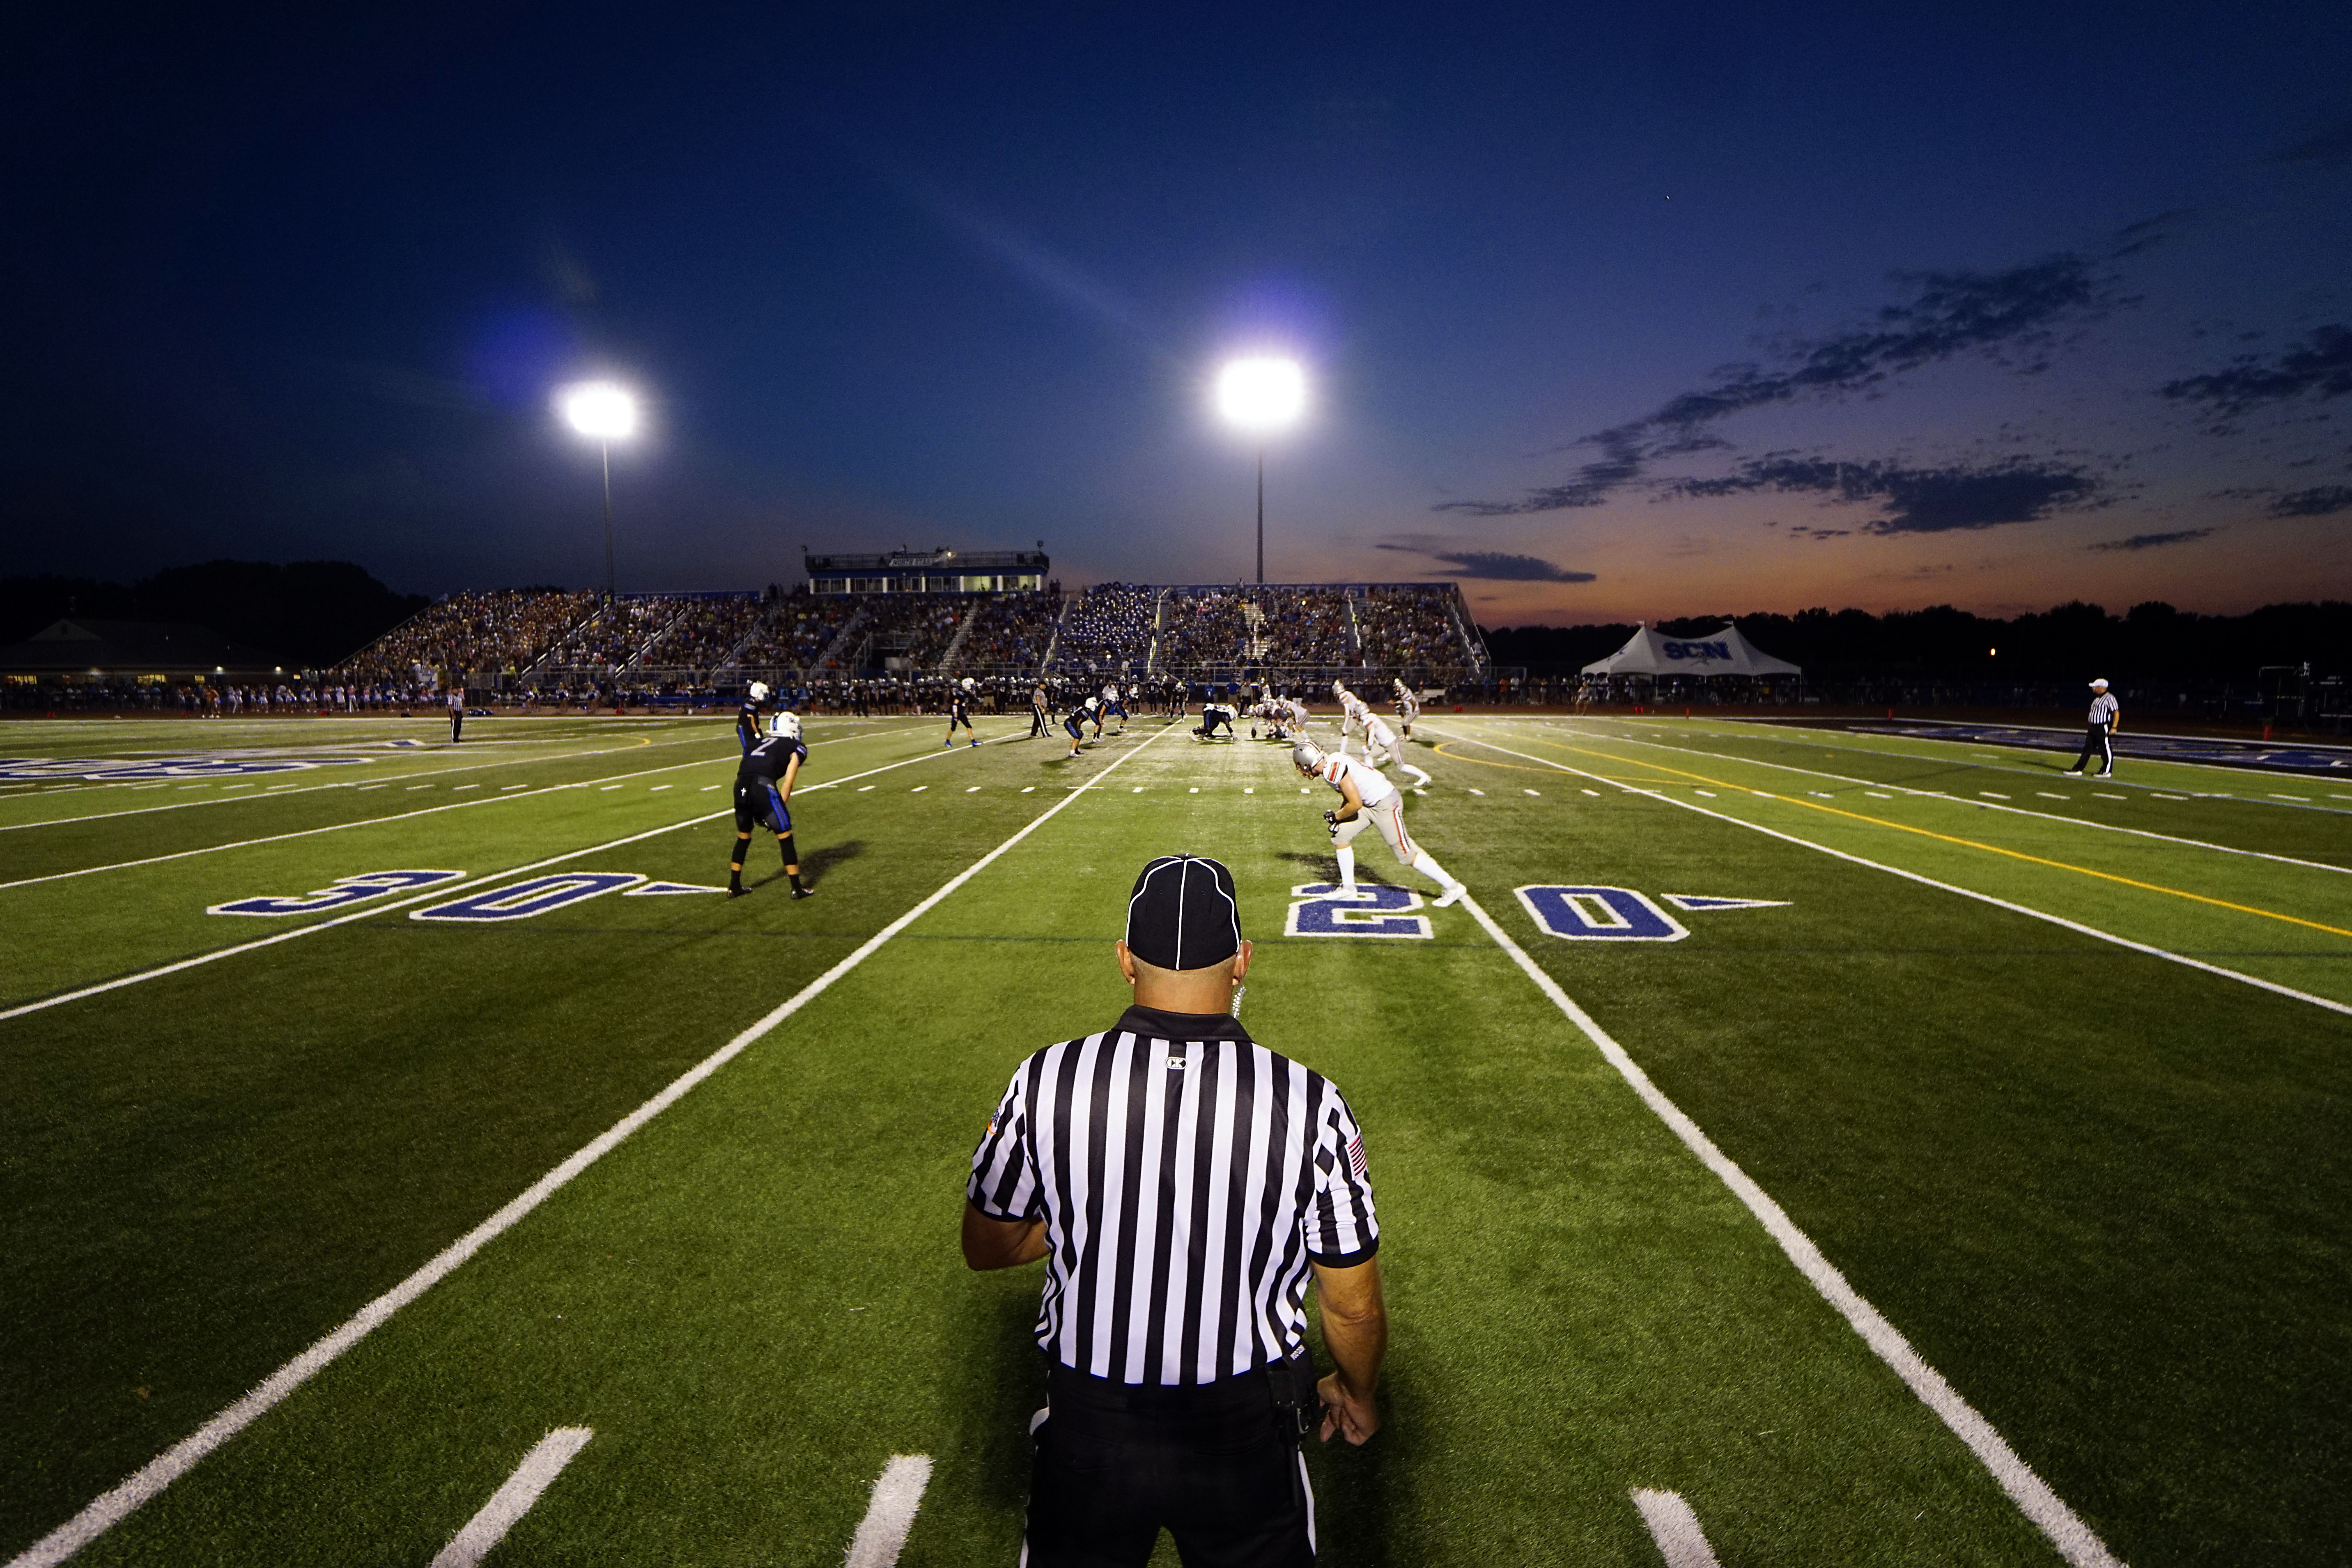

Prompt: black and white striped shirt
xmin=968 ymin=1005 xmax=1379 ymax=1386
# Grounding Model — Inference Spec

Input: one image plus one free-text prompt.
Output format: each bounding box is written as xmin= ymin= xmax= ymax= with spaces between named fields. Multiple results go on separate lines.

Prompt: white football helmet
xmin=1330 ymin=679 xmax=1344 ymax=696
xmin=960 ymin=677 xmax=976 ymax=692
xmin=748 ymin=681 xmax=769 ymax=702
xmin=1292 ymin=738 xmax=1327 ymax=774
xmin=770 ymin=710 xmax=802 ymax=740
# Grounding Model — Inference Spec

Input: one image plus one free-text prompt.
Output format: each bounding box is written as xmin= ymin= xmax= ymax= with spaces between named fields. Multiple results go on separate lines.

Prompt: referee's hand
xmin=1317 ymin=1372 xmax=1379 ymax=1445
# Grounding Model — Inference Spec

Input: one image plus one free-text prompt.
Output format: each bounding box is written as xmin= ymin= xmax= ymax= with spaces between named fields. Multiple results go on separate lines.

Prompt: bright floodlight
xmin=1215 ymin=357 xmax=1306 ymax=432
xmin=559 ymin=381 xmax=637 ymax=440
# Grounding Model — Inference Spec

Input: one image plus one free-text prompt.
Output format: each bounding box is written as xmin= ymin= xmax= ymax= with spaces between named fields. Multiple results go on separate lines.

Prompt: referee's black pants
xmin=2072 ymin=724 xmax=2112 ymax=774
xmin=1026 ymin=1365 xmax=1314 ymax=1568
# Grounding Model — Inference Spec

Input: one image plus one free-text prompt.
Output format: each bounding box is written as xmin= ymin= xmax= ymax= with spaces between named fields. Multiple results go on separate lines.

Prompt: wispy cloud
xmin=1376 ymin=542 xmax=1596 ymax=581
xmin=1441 ymin=243 xmax=2137 ymax=517
xmin=2161 ymin=324 xmax=2352 ymax=417
xmin=1663 ymin=455 xmax=2102 ymax=534
xmin=2272 ymin=117 xmax=2352 ymax=168
xmin=2269 ymin=484 xmax=2352 ymax=517
xmin=2088 ymin=528 xmax=2215 ymax=552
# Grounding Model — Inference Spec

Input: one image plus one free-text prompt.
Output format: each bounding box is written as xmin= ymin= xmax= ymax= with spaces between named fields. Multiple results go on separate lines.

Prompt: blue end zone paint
xmin=1516 ymin=886 xmax=1689 ymax=942
xmin=209 ymin=870 xmax=466 ymax=917
xmin=411 ymin=873 xmax=645 ymax=922
xmin=0 ymin=755 xmax=374 ymax=781
xmin=1661 ymin=893 xmax=1793 ymax=911
xmin=1284 ymin=882 xmax=1432 ymax=940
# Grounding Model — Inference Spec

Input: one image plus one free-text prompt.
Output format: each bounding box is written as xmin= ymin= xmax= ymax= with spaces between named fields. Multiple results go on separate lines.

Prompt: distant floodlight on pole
xmin=558 ymin=381 xmax=639 ymax=599
xmin=1215 ymin=357 xmax=1306 ymax=584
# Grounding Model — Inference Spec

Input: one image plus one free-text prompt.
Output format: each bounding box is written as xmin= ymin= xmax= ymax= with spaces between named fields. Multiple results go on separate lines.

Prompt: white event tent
xmin=1581 ymin=622 xmax=1802 ymax=679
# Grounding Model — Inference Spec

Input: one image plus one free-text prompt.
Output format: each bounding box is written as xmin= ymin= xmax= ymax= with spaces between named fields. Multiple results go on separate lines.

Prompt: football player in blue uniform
xmin=946 ymin=677 xmax=979 ymax=748
xmin=732 ymin=711 xmax=812 ymax=898
xmin=737 ymin=681 xmax=769 ymax=754
xmin=1063 ymin=695 xmax=1099 ymax=758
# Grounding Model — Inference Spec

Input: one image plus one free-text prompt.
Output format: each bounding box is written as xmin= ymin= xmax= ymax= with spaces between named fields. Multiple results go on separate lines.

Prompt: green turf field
xmin=2 ymin=709 xmax=2345 ymax=1566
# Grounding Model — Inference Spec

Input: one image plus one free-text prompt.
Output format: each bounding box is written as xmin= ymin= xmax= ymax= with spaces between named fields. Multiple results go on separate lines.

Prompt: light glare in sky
xmin=559 ymin=382 xmax=638 ymax=439
xmin=1215 ymin=358 xmax=1307 ymax=432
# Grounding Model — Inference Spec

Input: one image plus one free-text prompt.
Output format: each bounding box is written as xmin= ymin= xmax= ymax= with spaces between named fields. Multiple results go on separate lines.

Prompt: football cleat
xmin=1433 ymin=884 xmax=1466 ymax=908
xmin=792 ymin=885 xmax=816 ymax=899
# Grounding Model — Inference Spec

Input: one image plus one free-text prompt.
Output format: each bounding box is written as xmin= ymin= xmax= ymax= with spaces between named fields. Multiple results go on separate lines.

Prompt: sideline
xmin=1542 ymin=722 xmax=2352 ymax=877
xmin=0 ymin=721 xmax=939 ymax=834
xmin=1484 ymin=728 xmax=2352 ymax=941
xmin=1455 ymin=883 xmax=2123 ymax=1568
xmin=0 ymin=730 xmax=1027 ymax=1023
xmin=2 ymin=723 xmax=1170 ymax=1567
xmin=1432 ymin=725 xmax=2352 ymax=1018
xmin=0 ymin=722 xmax=973 ymax=893
xmin=1669 ymin=718 xmax=2352 ymax=817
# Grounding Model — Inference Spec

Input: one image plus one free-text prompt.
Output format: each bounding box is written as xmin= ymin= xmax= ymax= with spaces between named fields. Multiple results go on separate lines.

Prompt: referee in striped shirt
xmin=964 ymin=854 xmax=1387 ymax=1566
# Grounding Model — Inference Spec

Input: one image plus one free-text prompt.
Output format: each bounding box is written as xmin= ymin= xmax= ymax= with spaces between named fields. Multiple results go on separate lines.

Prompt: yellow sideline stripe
xmin=1431 ymin=742 xmax=1676 ymax=785
xmin=1496 ymin=728 xmax=2352 ymax=941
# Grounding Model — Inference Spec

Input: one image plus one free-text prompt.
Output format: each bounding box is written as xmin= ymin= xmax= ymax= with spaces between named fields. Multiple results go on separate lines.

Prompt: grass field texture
xmin=2 ymin=710 xmax=2345 ymax=1566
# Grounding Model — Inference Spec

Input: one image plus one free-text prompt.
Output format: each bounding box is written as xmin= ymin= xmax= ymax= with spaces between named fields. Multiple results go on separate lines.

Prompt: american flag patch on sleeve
xmin=1347 ymin=1134 xmax=1368 ymax=1180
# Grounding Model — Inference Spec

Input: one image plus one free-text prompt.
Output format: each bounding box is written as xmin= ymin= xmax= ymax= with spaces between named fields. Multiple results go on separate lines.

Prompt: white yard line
xmin=1540 ymin=722 xmax=2352 ymax=878
xmin=1 ymin=726 xmax=1170 ymax=1566
xmin=1628 ymin=1490 xmax=1720 ymax=1568
xmin=426 ymin=1428 xmax=594 ymax=1568
xmin=1671 ymin=718 xmax=2352 ymax=812
xmin=0 ymin=740 xmax=1006 ymax=1020
xmin=0 ymin=728 xmax=989 ymax=893
xmin=843 ymin=1455 xmax=935 ymax=1568
xmin=1451 ymin=880 xmax=2125 ymax=1568
xmin=1445 ymin=726 xmax=2352 ymax=1020
xmin=0 ymin=723 xmax=939 ymax=834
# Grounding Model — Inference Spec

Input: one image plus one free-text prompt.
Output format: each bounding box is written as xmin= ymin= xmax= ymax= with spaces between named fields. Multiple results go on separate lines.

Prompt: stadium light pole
xmin=558 ymin=382 xmax=639 ymax=599
xmin=1215 ymin=358 xmax=1306 ymax=584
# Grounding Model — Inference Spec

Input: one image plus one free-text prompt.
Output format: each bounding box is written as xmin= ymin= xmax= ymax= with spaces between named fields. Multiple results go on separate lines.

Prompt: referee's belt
xmin=1045 ymin=1359 xmax=1275 ymax=1418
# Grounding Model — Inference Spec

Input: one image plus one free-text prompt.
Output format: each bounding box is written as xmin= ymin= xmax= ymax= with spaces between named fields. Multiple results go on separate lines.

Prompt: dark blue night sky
xmin=7 ymin=3 xmax=2349 ymax=621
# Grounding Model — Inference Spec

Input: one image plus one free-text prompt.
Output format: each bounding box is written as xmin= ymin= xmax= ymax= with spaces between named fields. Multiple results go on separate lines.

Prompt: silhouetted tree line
xmin=1481 ymin=601 xmax=2352 ymax=683
xmin=0 ymin=561 xmax=430 ymax=669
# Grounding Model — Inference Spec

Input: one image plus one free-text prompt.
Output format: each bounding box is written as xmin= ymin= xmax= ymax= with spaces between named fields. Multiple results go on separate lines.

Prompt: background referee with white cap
xmin=963 ymin=854 xmax=1388 ymax=1566
xmin=2065 ymin=677 xmax=2121 ymax=777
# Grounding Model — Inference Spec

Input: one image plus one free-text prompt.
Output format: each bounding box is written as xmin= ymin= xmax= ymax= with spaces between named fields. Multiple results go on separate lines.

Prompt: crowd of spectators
xmin=950 ymin=591 xmax=1062 ymax=670
xmin=1155 ymin=589 xmax=1249 ymax=666
xmin=340 ymin=589 xmax=597 ymax=683
xmin=533 ymin=595 xmax=687 ymax=673
xmin=1252 ymin=588 xmax=1354 ymax=664
xmin=1050 ymin=583 xmax=1158 ymax=673
xmin=1355 ymin=586 xmax=1469 ymax=668
xmin=857 ymin=593 xmax=970 ymax=669
xmin=734 ymin=597 xmax=857 ymax=670
xmin=635 ymin=595 xmax=764 ymax=670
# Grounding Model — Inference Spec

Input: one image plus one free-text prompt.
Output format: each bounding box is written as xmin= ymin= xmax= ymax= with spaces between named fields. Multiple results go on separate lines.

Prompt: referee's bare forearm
xmin=961 ymin=1201 xmax=1048 ymax=1270
xmin=1311 ymin=1256 xmax=1387 ymax=1443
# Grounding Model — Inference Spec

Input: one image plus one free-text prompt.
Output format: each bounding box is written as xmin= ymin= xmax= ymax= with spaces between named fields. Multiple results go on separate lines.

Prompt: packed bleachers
xmin=951 ymin=591 xmax=1061 ymax=670
xmin=327 ymin=580 xmax=1483 ymax=692
xmin=857 ymin=593 xmax=969 ymax=670
xmin=1252 ymin=587 xmax=1353 ymax=664
xmin=734 ymin=597 xmax=857 ymax=671
xmin=1156 ymin=589 xmax=1247 ymax=666
xmin=338 ymin=589 xmax=597 ymax=681
xmin=1355 ymin=585 xmax=1468 ymax=667
xmin=1050 ymin=584 xmax=1158 ymax=673
xmin=634 ymin=595 xmax=763 ymax=669
xmin=531 ymin=596 xmax=685 ymax=673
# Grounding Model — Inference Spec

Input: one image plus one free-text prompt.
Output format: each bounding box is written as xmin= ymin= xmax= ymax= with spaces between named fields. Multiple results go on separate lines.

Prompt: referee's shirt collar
xmin=1114 ymin=1003 xmax=1254 ymax=1044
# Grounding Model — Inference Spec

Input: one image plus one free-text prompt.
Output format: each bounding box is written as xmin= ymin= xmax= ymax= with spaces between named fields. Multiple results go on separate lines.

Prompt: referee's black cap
xmin=1124 ymin=855 xmax=1243 ymax=971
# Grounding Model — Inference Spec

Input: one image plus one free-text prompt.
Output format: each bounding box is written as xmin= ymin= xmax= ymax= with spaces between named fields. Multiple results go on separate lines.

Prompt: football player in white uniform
xmin=1102 ymin=681 xmax=1127 ymax=735
xmin=1392 ymin=678 xmax=1420 ymax=739
xmin=1294 ymin=738 xmax=1463 ymax=906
